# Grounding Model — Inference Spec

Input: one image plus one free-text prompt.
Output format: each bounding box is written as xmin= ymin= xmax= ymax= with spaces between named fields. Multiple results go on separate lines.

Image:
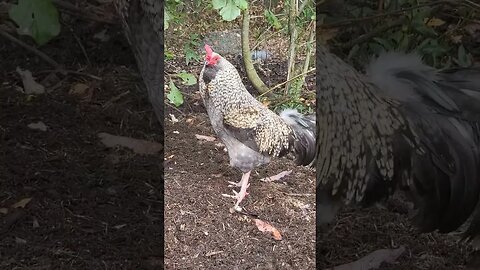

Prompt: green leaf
xmin=167 ymin=80 xmax=184 ymax=107
xmin=212 ymin=0 xmax=226 ymax=9
xmin=219 ymin=0 xmax=241 ymax=21
xmin=165 ymin=50 xmax=175 ymax=61
xmin=9 ymin=0 xmax=60 ymax=46
xmin=184 ymin=45 xmax=201 ymax=65
xmin=234 ymin=0 xmax=248 ymax=10
xmin=177 ymin=72 xmax=197 ymax=85
xmin=264 ymin=10 xmax=281 ymax=30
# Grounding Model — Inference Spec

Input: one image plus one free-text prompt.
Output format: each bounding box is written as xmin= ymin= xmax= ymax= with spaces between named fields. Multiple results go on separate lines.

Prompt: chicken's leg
xmin=222 ymin=171 xmax=251 ymax=209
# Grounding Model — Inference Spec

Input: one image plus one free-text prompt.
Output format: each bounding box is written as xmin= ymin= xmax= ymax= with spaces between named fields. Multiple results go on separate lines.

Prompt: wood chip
xmin=195 ymin=134 xmax=216 ymax=142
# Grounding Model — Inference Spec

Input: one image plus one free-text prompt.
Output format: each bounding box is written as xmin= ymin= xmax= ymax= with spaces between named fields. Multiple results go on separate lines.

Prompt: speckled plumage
xmin=316 ymin=44 xmax=480 ymax=239
xmin=199 ymin=49 xmax=314 ymax=173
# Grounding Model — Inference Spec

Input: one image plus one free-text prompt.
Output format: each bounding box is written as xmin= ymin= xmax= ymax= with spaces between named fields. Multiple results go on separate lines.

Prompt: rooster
xmin=316 ymin=44 xmax=480 ymax=242
xmin=199 ymin=44 xmax=315 ymax=210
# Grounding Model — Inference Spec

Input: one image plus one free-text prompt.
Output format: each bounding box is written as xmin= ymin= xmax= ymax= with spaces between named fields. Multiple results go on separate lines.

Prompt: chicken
xmin=199 ymin=45 xmax=315 ymax=209
xmin=316 ymin=44 xmax=480 ymax=240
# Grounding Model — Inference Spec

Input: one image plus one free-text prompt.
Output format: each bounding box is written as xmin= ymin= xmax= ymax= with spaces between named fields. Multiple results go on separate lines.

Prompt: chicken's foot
xmin=222 ymin=171 xmax=251 ymax=210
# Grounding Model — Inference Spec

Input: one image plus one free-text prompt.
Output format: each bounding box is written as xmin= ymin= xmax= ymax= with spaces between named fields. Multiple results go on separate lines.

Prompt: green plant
xmin=184 ymin=34 xmax=201 ymax=65
xmin=212 ymin=0 xmax=248 ymax=21
xmin=9 ymin=0 xmax=61 ymax=45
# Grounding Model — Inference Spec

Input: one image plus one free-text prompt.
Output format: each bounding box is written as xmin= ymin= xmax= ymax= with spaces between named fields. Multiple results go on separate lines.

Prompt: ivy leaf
xmin=219 ymin=0 xmax=241 ymax=21
xmin=234 ymin=0 xmax=248 ymax=10
xmin=184 ymin=45 xmax=201 ymax=65
xmin=212 ymin=0 xmax=226 ymax=9
xmin=177 ymin=72 xmax=197 ymax=85
xmin=167 ymin=80 xmax=184 ymax=107
xmin=9 ymin=0 xmax=60 ymax=46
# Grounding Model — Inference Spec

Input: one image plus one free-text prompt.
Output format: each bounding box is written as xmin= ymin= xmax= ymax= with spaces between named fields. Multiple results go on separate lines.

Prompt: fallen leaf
xmin=329 ymin=246 xmax=405 ymax=270
xmin=98 ymin=132 xmax=163 ymax=155
xmin=425 ymin=17 xmax=445 ymax=27
xmin=15 ymin=237 xmax=27 ymax=244
xmin=93 ymin=29 xmax=110 ymax=42
xmin=195 ymin=134 xmax=216 ymax=142
xmin=0 ymin=208 xmax=8 ymax=214
xmin=12 ymin=197 xmax=32 ymax=209
xmin=318 ymin=28 xmax=339 ymax=43
xmin=253 ymin=218 xmax=282 ymax=241
xmin=28 ymin=121 xmax=47 ymax=131
xmin=69 ymin=83 xmax=89 ymax=96
xmin=260 ymin=170 xmax=292 ymax=182
xmin=16 ymin=67 xmax=45 ymax=94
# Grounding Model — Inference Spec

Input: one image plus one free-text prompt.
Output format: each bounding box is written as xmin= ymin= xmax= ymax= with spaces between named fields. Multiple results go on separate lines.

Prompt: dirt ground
xmin=1 ymin=3 xmax=162 ymax=269
xmin=164 ymin=49 xmax=316 ymax=269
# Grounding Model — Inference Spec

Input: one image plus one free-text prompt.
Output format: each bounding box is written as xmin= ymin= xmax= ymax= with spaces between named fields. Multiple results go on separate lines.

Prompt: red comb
xmin=205 ymin=44 xmax=213 ymax=57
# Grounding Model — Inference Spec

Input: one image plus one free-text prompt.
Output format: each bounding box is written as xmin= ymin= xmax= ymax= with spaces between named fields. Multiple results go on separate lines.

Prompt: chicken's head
xmin=204 ymin=44 xmax=221 ymax=66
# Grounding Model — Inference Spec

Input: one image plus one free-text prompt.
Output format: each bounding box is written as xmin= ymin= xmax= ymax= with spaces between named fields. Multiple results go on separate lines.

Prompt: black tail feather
xmin=280 ymin=109 xmax=316 ymax=166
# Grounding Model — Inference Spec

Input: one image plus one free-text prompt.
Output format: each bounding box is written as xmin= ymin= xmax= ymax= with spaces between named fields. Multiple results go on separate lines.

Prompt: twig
xmin=69 ymin=27 xmax=91 ymax=66
xmin=259 ymin=68 xmax=315 ymax=97
xmin=165 ymin=102 xmax=186 ymax=115
xmin=464 ymin=0 xmax=480 ymax=10
xmin=0 ymin=27 xmax=61 ymax=69
xmin=320 ymin=0 xmax=453 ymax=29
xmin=102 ymin=90 xmax=130 ymax=109
xmin=38 ymin=70 xmax=102 ymax=80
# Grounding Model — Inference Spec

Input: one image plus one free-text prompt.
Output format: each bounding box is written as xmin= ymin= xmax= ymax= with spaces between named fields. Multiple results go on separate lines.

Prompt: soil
xmin=1 ymin=3 xmax=162 ymax=269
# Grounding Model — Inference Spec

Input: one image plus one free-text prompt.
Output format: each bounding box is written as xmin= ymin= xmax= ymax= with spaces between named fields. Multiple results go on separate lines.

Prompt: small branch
xmin=241 ymin=7 xmax=269 ymax=94
xmin=0 ymin=26 xmax=61 ymax=69
xmin=259 ymin=67 xmax=315 ymax=97
xmin=320 ymin=0 xmax=453 ymax=29
xmin=299 ymin=22 xmax=315 ymax=88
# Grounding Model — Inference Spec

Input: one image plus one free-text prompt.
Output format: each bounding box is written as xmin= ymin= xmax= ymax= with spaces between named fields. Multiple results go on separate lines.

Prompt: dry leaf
xmin=253 ymin=218 xmax=282 ymax=241
xmin=0 ymin=208 xmax=8 ymax=214
xmin=69 ymin=83 xmax=89 ymax=96
xmin=195 ymin=134 xmax=216 ymax=142
xmin=98 ymin=132 xmax=163 ymax=155
xmin=12 ymin=197 xmax=32 ymax=209
xmin=16 ymin=67 xmax=45 ymax=94
xmin=425 ymin=17 xmax=445 ymax=27
xmin=318 ymin=28 xmax=339 ymax=43
xmin=15 ymin=237 xmax=27 ymax=244
xmin=28 ymin=121 xmax=48 ymax=131
xmin=260 ymin=170 xmax=292 ymax=182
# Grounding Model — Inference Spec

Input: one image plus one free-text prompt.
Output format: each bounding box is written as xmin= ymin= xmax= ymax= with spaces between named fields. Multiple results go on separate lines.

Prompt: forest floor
xmin=1 ymin=2 xmax=162 ymax=269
